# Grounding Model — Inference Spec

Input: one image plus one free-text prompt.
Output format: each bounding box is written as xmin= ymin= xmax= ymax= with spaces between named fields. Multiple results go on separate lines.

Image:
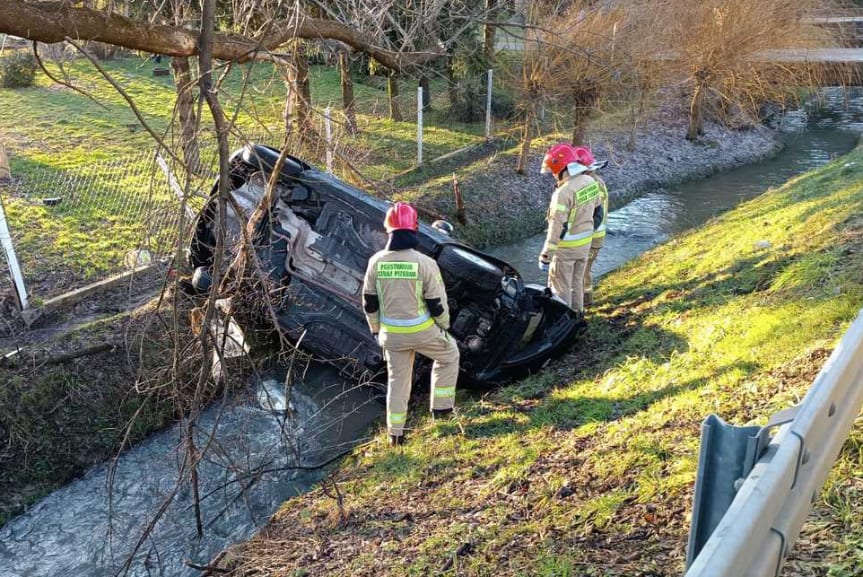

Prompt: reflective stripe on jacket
xmin=542 ymin=174 xmax=603 ymax=256
xmin=362 ymin=248 xmax=450 ymax=334
xmin=592 ymin=175 xmax=609 ymax=249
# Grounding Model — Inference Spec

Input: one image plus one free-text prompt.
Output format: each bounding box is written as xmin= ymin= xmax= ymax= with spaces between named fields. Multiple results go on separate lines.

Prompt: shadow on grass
xmin=456 ymin=360 xmax=758 ymax=441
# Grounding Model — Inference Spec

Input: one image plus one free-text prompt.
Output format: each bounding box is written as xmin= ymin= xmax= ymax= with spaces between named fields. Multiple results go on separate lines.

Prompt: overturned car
xmin=188 ymin=144 xmax=583 ymax=386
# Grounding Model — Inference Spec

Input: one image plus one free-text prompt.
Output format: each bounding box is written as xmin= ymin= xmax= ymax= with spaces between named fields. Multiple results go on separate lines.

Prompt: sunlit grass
xmin=230 ymin=145 xmax=863 ymax=576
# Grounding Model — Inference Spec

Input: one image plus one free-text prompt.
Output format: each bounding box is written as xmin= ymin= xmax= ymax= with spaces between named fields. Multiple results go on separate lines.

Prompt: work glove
xmin=538 ymin=253 xmax=550 ymax=272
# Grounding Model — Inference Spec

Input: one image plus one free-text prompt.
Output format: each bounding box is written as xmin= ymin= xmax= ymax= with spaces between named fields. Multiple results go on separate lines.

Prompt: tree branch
xmin=1 ymin=0 xmax=441 ymax=71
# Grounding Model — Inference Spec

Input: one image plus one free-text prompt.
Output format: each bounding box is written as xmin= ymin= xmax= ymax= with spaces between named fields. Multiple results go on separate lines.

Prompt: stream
xmin=2 ymin=89 xmax=863 ymax=577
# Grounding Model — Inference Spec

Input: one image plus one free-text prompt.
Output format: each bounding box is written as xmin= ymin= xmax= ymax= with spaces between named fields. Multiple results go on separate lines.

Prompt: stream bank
xmin=412 ymin=100 xmax=783 ymax=248
xmin=203 ymin=110 xmax=863 ymax=577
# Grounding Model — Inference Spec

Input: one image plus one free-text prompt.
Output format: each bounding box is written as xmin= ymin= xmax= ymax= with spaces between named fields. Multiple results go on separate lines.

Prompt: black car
xmin=189 ymin=144 xmax=583 ymax=386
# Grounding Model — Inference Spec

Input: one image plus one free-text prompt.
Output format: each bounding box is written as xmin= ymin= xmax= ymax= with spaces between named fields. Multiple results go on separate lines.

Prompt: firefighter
xmin=538 ymin=143 xmax=605 ymax=313
xmin=362 ymin=202 xmax=460 ymax=446
xmin=576 ymin=146 xmax=609 ymax=307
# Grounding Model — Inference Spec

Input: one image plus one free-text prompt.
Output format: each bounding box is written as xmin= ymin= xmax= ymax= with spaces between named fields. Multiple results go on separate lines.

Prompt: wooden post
xmin=324 ymin=106 xmax=334 ymax=174
xmin=0 ymin=142 xmax=10 ymax=183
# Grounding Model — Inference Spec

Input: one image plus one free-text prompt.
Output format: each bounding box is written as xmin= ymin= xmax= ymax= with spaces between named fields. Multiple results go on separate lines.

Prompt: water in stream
xmin=0 ymin=367 xmax=382 ymax=577
xmin=2 ymin=89 xmax=863 ymax=577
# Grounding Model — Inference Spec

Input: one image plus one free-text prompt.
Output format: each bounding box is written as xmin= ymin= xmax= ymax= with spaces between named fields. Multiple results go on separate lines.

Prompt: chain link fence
xmin=0 ymin=60 xmax=516 ymax=312
xmin=0 ymin=150 xmax=193 ymax=304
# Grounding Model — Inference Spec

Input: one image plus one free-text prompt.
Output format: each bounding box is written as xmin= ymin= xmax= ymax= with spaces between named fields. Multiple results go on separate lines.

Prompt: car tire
xmin=436 ymin=244 xmax=502 ymax=294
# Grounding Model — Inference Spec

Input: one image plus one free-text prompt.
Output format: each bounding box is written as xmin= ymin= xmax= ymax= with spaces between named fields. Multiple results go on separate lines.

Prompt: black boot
xmin=389 ymin=434 xmax=405 ymax=446
xmin=432 ymin=408 xmax=454 ymax=420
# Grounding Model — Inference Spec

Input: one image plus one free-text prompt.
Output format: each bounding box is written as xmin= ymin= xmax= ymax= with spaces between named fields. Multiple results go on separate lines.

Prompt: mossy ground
xmin=221 ymin=147 xmax=863 ymax=576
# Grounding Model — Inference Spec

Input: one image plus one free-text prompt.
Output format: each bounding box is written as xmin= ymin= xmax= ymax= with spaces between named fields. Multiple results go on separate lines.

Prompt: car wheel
xmin=436 ymin=245 xmax=502 ymax=294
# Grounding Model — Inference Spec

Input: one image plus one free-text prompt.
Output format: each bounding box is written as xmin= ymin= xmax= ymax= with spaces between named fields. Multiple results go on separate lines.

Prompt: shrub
xmin=1 ymin=52 xmax=37 ymax=88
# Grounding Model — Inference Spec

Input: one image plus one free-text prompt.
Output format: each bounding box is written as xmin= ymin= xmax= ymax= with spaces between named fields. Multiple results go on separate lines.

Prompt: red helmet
xmin=540 ymin=143 xmax=578 ymax=176
xmin=573 ymin=146 xmax=595 ymax=167
xmin=384 ymin=202 xmax=418 ymax=233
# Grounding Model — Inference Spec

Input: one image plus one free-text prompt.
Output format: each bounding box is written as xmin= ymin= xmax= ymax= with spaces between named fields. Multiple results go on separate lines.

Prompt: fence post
xmin=0 ymin=145 xmax=10 ymax=183
xmin=417 ymin=86 xmax=424 ymax=167
xmin=324 ymin=106 xmax=334 ymax=174
xmin=0 ymin=194 xmax=29 ymax=310
xmin=486 ymin=69 xmax=494 ymax=141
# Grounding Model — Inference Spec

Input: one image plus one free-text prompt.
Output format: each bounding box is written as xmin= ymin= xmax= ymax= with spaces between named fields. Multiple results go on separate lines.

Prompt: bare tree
xmin=647 ymin=0 xmax=850 ymax=140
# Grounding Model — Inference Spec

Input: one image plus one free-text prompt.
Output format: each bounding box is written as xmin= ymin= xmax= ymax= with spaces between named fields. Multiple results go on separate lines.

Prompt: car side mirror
xmin=432 ymin=220 xmax=454 ymax=237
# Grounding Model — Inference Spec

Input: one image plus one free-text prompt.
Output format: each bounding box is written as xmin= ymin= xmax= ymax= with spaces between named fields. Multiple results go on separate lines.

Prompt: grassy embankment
xmin=223 ymin=146 xmax=863 ymax=575
xmin=0 ymin=302 xmax=172 ymax=525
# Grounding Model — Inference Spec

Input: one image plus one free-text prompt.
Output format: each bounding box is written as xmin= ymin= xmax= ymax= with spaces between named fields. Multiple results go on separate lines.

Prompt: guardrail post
xmin=686 ymin=415 xmax=762 ymax=567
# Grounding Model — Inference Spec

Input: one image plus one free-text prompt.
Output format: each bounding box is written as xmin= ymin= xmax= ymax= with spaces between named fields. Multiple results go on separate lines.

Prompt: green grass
xmin=0 ymin=306 xmax=177 ymax=525
xmin=224 ymin=146 xmax=863 ymax=575
xmin=0 ymin=55 xmax=492 ymax=176
xmin=0 ymin=55 xmax=502 ymax=297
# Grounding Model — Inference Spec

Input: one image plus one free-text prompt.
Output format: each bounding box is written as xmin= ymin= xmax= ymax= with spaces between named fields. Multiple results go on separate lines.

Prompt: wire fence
xmin=0 ymin=61 xmax=516 ymax=312
xmin=0 ymin=130 xmax=293 ymax=308
xmin=0 ymin=150 xmax=193 ymax=304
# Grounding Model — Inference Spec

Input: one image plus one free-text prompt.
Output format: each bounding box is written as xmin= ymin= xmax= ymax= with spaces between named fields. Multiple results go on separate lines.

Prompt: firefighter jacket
xmin=541 ymin=173 xmax=604 ymax=258
xmin=362 ymin=248 xmax=450 ymax=335
xmin=591 ymin=175 xmax=609 ymax=250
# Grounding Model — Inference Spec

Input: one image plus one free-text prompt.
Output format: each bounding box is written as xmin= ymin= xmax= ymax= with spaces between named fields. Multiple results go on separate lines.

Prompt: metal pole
xmin=324 ymin=106 xmax=334 ymax=174
xmin=417 ymin=86 xmax=423 ymax=166
xmin=0 ymin=194 xmax=29 ymax=310
xmin=486 ymin=69 xmax=494 ymax=141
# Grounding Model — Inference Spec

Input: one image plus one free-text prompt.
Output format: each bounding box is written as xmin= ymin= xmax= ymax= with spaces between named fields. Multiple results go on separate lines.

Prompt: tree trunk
xmin=687 ymin=77 xmax=707 ymax=141
xmin=284 ymin=45 xmax=313 ymax=138
xmin=339 ymin=50 xmax=358 ymax=134
xmin=388 ymin=72 xmax=403 ymax=122
xmin=419 ymin=76 xmax=431 ymax=112
xmin=570 ymin=83 xmax=600 ymax=145
xmin=447 ymin=55 xmax=459 ymax=107
xmin=516 ymin=105 xmax=534 ymax=175
xmin=170 ymin=56 xmax=202 ymax=175
xmin=484 ymin=0 xmax=498 ymax=64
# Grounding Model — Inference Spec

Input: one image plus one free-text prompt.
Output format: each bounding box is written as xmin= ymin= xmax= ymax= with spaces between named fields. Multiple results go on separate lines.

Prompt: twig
xmin=31 ymin=41 xmax=108 ymax=109
xmin=64 ymin=37 xmax=185 ymax=168
xmin=185 ymin=551 xmax=229 ymax=574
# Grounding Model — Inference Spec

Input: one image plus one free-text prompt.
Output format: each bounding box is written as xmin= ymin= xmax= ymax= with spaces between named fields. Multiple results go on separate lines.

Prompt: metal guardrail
xmin=685 ymin=307 xmax=863 ymax=577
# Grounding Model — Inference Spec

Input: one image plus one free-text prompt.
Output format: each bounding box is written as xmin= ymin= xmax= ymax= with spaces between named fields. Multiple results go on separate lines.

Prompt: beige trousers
xmin=379 ymin=325 xmax=460 ymax=437
xmin=583 ymin=247 xmax=601 ymax=306
xmin=549 ymin=247 xmax=590 ymax=312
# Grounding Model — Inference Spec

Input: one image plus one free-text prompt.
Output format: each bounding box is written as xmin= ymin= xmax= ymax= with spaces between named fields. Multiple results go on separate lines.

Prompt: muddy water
xmin=3 ymin=90 xmax=863 ymax=577
xmin=488 ymin=91 xmax=863 ymax=284
xmin=0 ymin=366 xmax=381 ymax=577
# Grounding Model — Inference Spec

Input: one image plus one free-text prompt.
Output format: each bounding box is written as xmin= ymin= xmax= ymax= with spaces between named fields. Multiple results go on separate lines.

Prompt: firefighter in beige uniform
xmin=538 ymin=143 xmax=604 ymax=312
xmin=363 ymin=202 xmax=460 ymax=446
xmin=577 ymin=147 xmax=609 ymax=307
